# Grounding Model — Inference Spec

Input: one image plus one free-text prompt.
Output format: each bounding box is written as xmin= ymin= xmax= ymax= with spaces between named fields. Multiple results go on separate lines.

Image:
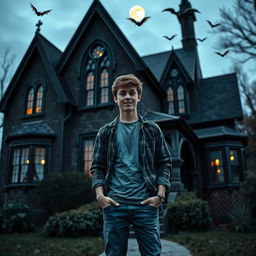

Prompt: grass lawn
xmin=166 ymin=230 xmax=256 ymax=256
xmin=1 ymin=230 xmax=256 ymax=256
xmin=0 ymin=231 xmax=104 ymax=256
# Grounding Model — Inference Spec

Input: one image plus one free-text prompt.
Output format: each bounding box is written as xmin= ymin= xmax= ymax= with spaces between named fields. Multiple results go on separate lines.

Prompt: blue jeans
xmin=103 ymin=203 xmax=161 ymax=256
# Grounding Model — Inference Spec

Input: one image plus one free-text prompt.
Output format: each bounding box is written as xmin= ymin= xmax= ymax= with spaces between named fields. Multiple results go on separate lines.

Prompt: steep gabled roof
xmin=175 ymin=49 xmax=196 ymax=80
xmin=39 ymin=34 xmax=62 ymax=66
xmin=189 ymin=73 xmax=243 ymax=124
xmin=56 ymin=0 xmax=165 ymax=97
xmin=0 ymin=33 xmax=75 ymax=112
xmin=142 ymin=51 xmax=171 ymax=81
xmin=142 ymin=48 xmax=197 ymax=83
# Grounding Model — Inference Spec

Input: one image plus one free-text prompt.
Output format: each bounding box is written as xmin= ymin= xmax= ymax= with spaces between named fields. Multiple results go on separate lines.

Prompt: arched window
xmin=167 ymin=87 xmax=175 ymax=114
xmin=82 ymin=43 xmax=111 ymax=106
xmin=85 ymin=71 xmax=95 ymax=106
xmin=35 ymin=85 xmax=43 ymax=113
xmin=100 ymin=68 xmax=109 ymax=103
xmin=177 ymin=85 xmax=185 ymax=113
xmin=26 ymin=88 xmax=34 ymax=115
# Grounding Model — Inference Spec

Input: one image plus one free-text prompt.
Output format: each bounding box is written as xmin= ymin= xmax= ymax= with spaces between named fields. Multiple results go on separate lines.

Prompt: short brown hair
xmin=112 ymin=74 xmax=143 ymax=97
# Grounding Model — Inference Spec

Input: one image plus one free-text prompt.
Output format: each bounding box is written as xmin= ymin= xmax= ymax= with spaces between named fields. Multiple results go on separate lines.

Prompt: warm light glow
xmin=230 ymin=151 xmax=235 ymax=161
xmin=217 ymin=169 xmax=221 ymax=173
xmin=36 ymin=107 xmax=41 ymax=113
xmin=129 ymin=5 xmax=145 ymax=21
xmin=26 ymin=160 xmax=30 ymax=164
xmin=215 ymin=159 xmax=220 ymax=166
xmin=26 ymin=108 xmax=33 ymax=115
xmin=41 ymin=159 xmax=46 ymax=165
xmin=210 ymin=161 xmax=214 ymax=167
xmin=96 ymin=50 xmax=103 ymax=57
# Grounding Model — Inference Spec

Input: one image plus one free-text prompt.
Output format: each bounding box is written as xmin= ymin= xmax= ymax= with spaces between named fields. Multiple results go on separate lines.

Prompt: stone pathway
xmin=99 ymin=238 xmax=192 ymax=256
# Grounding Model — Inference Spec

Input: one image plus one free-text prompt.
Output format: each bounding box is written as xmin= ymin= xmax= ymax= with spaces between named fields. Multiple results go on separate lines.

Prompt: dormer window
xmin=177 ymin=85 xmax=185 ymax=114
xmin=167 ymin=87 xmax=175 ymax=114
xmin=166 ymin=83 xmax=187 ymax=115
xmin=35 ymin=86 xmax=43 ymax=113
xmin=25 ymin=84 xmax=44 ymax=116
xmin=26 ymin=88 xmax=34 ymax=115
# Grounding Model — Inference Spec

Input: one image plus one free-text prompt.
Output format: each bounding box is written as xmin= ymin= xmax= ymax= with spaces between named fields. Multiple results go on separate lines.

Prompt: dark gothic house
xmin=0 ymin=0 xmax=247 ymax=222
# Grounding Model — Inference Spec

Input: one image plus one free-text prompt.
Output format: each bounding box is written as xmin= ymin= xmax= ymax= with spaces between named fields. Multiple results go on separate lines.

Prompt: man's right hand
xmin=96 ymin=194 xmax=120 ymax=209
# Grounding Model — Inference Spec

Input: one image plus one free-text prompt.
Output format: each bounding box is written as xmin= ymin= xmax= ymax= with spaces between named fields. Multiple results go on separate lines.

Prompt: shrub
xmin=0 ymin=202 xmax=35 ymax=233
xmin=37 ymin=172 xmax=95 ymax=216
xmin=241 ymin=170 xmax=256 ymax=218
xmin=43 ymin=201 xmax=103 ymax=237
xmin=229 ymin=203 xmax=253 ymax=232
xmin=168 ymin=192 xmax=212 ymax=231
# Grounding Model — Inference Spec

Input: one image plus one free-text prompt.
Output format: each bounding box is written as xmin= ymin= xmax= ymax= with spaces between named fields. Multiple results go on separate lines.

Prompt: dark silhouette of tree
xmin=214 ymin=0 xmax=256 ymax=170
xmin=0 ymin=48 xmax=16 ymax=157
xmin=215 ymin=0 xmax=256 ymax=65
xmin=0 ymin=47 xmax=16 ymax=100
xmin=234 ymin=65 xmax=256 ymax=171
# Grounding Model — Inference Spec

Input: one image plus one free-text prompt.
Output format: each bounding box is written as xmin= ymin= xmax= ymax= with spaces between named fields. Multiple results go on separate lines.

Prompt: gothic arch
xmin=178 ymin=137 xmax=196 ymax=191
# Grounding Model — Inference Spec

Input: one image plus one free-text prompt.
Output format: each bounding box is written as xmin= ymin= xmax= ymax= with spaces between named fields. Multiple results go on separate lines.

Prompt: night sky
xmin=0 ymin=0 xmax=239 ymax=82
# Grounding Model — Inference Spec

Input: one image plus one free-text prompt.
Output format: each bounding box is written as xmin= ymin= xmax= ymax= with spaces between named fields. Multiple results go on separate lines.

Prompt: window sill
xmin=4 ymin=183 xmax=38 ymax=191
xmin=205 ymin=183 xmax=242 ymax=190
xmin=78 ymin=103 xmax=115 ymax=112
xmin=21 ymin=113 xmax=44 ymax=119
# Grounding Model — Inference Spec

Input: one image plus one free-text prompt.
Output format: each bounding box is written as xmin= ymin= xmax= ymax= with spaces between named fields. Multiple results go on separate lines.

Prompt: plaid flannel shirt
xmin=90 ymin=113 xmax=172 ymax=196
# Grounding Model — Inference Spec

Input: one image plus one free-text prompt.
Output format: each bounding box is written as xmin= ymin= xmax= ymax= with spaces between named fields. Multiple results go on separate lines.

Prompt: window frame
xmin=23 ymin=81 xmax=46 ymax=118
xmin=167 ymin=86 xmax=175 ymax=115
xmin=208 ymin=149 xmax=226 ymax=186
xmin=206 ymin=145 xmax=244 ymax=188
xmin=7 ymin=142 xmax=50 ymax=185
xmin=78 ymin=133 xmax=96 ymax=177
xmin=80 ymin=42 xmax=113 ymax=109
xmin=165 ymin=82 xmax=188 ymax=116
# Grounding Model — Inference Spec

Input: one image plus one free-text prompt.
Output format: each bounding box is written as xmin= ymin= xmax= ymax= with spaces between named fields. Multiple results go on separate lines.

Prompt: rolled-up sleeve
xmin=90 ymin=128 xmax=107 ymax=191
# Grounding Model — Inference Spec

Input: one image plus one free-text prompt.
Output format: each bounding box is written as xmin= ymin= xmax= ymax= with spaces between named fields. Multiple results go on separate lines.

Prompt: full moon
xmin=129 ymin=5 xmax=145 ymax=21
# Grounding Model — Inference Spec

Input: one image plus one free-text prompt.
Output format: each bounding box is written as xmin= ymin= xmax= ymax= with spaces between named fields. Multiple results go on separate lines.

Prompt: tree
xmin=0 ymin=47 xmax=16 ymax=100
xmin=216 ymin=0 xmax=256 ymax=65
xmin=0 ymin=48 xmax=16 ymax=156
xmin=235 ymin=66 xmax=256 ymax=171
xmin=214 ymin=0 xmax=256 ymax=170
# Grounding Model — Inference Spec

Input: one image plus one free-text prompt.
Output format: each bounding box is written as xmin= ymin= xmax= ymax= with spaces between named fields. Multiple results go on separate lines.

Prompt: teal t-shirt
xmin=107 ymin=120 xmax=150 ymax=204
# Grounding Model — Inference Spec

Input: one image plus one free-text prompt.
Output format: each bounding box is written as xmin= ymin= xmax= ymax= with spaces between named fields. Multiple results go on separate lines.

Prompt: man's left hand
xmin=140 ymin=196 xmax=162 ymax=208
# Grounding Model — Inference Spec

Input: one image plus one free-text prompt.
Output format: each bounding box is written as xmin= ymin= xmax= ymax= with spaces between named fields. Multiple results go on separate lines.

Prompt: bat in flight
xmin=126 ymin=17 xmax=151 ymax=26
xmin=30 ymin=3 xmax=52 ymax=16
xmin=182 ymin=8 xmax=201 ymax=15
xmin=163 ymin=34 xmax=177 ymax=41
xmin=162 ymin=8 xmax=200 ymax=17
xmin=206 ymin=20 xmax=221 ymax=28
xmin=214 ymin=50 xmax=230 ymax=57
xmin=196 ymin=37 xmax=207 ymax=42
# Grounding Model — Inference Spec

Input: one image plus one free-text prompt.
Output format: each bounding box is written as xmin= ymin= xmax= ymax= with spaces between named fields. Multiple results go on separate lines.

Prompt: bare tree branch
xmin=0 ymin=47 xmax=16 ymax=99
xmin=214 ymin=0 xmax=256 ymax=66
xmin=0 ymin=47 xmax=16 ymax=129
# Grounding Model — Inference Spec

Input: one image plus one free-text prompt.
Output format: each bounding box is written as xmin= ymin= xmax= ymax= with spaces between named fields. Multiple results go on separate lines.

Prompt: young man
xmin=90 ymin=74 xmax=172 ymax=256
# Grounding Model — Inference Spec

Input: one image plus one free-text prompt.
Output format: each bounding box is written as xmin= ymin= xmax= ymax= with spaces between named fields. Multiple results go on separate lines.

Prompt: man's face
xmin=114 ymin=85 xmax=141 ymax=112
